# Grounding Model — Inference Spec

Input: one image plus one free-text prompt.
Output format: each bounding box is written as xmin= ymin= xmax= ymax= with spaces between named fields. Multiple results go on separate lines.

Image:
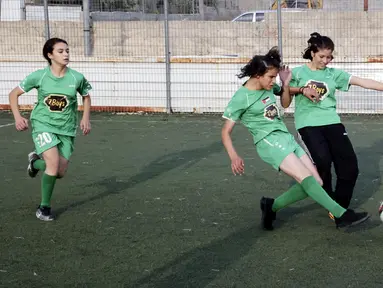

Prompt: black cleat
xmin=27 ymin=151 xmax=40 ymax=178
xmin=335 ymin=209 xmax=370 ymax=228
xmin=260 ymin=197 xmax=276 ymax=231
xmin=36 ymin=205 xmax=54 ymax=221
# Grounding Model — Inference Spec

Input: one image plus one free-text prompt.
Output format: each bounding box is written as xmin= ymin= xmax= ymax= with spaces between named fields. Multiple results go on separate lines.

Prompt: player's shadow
xmin=127 ymin=220 xmax=264 ymax=288
xmin=54 ymin=141 xmax=223 ymax=218
xmin=353 ymin=138 xmax=383 ymax=207
xmin=129 ymin=192 xmax=352 ymax=288
xmin=348 ymin=138 xmax=383 ymax=230
xmin=130 ymin=225 xmax=257 ymax=288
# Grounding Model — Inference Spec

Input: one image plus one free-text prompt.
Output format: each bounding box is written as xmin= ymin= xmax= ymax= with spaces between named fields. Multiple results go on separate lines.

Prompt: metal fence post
xmin=43 ymin=0 xmax=50 ymax=40
xmin=277 ymin=0 xmax=282 ymax=59
xmin=83 ymin=0 xmax=91 ymax=56
xmin=164 ymin=0 xmax=171 ymax=113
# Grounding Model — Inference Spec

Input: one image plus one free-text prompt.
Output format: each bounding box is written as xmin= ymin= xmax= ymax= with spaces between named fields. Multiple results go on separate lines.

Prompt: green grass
xmin=1 ymin=112 xmax=383 ymax=287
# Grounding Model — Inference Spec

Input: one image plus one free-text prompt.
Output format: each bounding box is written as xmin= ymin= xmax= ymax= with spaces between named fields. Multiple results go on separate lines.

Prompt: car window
xmin=235 ymin=13 xmax=254 ymax=22
xmin=255 ymin=12 xmax=265 ymax=22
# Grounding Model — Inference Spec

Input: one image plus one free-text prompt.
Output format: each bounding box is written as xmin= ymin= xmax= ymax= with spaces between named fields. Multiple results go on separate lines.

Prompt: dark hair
xmin=237 ymin=47 xmax=282 ymax=79
xmin=302 ymin=32 xmax=334 ymax=60
xmin=43 ymin=38 xmax=68 ymax=65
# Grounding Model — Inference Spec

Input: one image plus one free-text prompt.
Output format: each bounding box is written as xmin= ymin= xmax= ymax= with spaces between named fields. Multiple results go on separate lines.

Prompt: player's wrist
xmin=13 ymin=113 xmax=23 ymax=120
xmin=228 ymin=151 xmax=239 ymax=160
xmin=299 ymin=86 xmax=308 ymax=94
xmin=280 ymin=78 xmax=289 ymax=86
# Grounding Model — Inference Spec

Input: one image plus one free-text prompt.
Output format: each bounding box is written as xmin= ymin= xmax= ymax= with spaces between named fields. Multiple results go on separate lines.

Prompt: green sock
xmin=40 ymin=173 xmax=57 ymax=207
xmin=272 ymin=183 xmax=308 ymax=212
xmin=300 ymin=176 xmax=346 ymax=218
xmin=33 ymin=159 xmax=46 ymax=171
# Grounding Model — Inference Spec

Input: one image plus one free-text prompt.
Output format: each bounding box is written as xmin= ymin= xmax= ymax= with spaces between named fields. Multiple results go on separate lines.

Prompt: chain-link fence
xmin=1 ymin=0 xmax=383 ymax=113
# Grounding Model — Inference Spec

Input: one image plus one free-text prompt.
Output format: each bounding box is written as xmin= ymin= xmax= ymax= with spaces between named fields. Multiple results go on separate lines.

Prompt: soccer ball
xmin=379 ymin=202 xmax=383 ymax=222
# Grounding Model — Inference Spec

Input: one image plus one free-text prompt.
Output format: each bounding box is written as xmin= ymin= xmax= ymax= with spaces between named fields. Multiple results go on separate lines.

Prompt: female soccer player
xmin=281 ymin=32 xmax=383 ymax=218
xmin=221 ymin=47 xmax=369 ymax=230
xmin=9 ymin=38 xmax=92 ymax=221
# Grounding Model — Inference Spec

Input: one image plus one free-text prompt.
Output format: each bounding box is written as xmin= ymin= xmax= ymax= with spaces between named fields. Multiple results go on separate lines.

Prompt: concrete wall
xmin=26 ymin=5 xmax=83 ymax=21
xmin=238 ymin=0 xmax=270 ymax=11
xmin=1 ymin=11 xmax=383 ymax=61
xmin=237 ymin=0 xmax=383 ymax=11
xmin=0 ymin=21 xmax=85 ymax=57
xmin=324 ymin=0 xmax=383 ymax=11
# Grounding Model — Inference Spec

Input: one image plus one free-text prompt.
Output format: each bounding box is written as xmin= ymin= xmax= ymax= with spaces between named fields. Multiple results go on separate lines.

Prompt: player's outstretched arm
xmin=350 ymin=76 xmax=383 ymax=91
xmin=80 ymin=95 xmax=91 ymax=135
xmin=221 ymin=119 xmax=244 ymax=175
xmin=9 ymin=86 xmax=29 ymax=131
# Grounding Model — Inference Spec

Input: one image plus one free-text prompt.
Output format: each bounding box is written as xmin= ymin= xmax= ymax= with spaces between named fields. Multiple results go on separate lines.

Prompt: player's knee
xmin=295 ymin=168 xmax=313 ymax=184
xmin=57 ymin=164 xmax=68 ymax=179
xmin=57 ymin=167 xmax=67 ymax=179
xmin=298 ymin=159 xmax=325 ymax=184
xmin=56 ymin=173 xmax=65 ymax=179
xmin=338 ymin=162 xmax=359 ymax=182
xmin=315 ymin=176 xmax=323 ymax=186
xmin=44 ymin=160 xmax=59 ymax=175
xmin=351 ymin=164 xmax=359 ymax=180
xmin=314 ymin=154 xmax=332 ymax=172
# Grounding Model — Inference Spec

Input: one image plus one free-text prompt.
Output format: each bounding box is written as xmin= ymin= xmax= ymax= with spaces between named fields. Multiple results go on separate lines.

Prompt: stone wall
xmin=1 ymin=11 xmax=382 ymax=62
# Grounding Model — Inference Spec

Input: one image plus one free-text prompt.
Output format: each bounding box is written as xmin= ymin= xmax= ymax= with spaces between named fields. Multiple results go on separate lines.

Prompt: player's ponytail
xmin=237 ymin=55 xmax=264 ymax=79
xmin=237 ymin=47 xmax=281 ymax=79
xmin=264 ymin=47 xmax=282 ymax=65
xmin=302 ymin=32 xmax=335 ymax=60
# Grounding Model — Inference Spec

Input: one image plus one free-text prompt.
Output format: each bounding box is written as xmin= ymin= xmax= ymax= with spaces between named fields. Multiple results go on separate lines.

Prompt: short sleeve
xmin=333 ymin=69 xmax=352 ymax=92
xmin=290 ymin=68 xmax=300 ymax=87
xmin=19 ymin=70 xmax=41 ymax=93
xmin=77 ymin=75 xmax=92 ymax=96
xmin=222 ymin=94 xmax=248 ymax=122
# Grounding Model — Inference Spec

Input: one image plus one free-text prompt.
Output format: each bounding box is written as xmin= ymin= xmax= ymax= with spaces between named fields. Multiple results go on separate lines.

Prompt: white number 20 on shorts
xmin=36 ymin=132 xmax=53 ymax=147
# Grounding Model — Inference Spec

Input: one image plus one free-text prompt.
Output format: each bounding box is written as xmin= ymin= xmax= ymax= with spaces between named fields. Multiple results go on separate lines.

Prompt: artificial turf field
xmin=1 ymin=111 xmax=383 ymax=287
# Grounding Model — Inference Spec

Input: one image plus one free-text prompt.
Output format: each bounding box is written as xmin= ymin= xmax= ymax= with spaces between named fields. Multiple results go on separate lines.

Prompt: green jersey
xmin=222 ymin=84 xmax=289 ymax=144
xmin=290 ymin=64 xmax=351 ymax=130
xmin=20 ymin=67 xmax=92 ymax=137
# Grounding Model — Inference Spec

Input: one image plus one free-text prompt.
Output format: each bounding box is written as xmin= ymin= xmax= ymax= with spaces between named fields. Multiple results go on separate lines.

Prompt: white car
xmin=232 ymin=9 xmax=305 ymax=23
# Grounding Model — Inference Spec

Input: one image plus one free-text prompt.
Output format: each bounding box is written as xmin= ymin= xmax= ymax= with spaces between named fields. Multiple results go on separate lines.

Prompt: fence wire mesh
xmin=1 ymin=0 xmax=383 ymax=113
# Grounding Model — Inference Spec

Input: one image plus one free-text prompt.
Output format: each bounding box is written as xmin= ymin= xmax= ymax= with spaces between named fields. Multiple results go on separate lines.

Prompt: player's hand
xmin=231 ymin=155 xmax=245 ymax=175
xmin=279 ymin=65 xmax=292 ymax=85
xmin=302 ymin=87 xmax=320 ymax=102
xmin=80 ymin=118 xmax=91 ymax=135
xmin=14 ymin=116 xmax=29 ymax=131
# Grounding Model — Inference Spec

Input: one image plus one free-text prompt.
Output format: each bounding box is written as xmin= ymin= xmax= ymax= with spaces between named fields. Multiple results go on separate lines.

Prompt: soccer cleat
xmin=334 ymin=209 xmax=370 ymax=228
xmin=328 ymin=211 xmax=335 ymax=221
xmin=260 ymin=197 xmax=276 ymax=231
xmin=36 ymin=205 xmax=54 ymax=221
xmin=27 ymin=151 xmax=40 ymax=178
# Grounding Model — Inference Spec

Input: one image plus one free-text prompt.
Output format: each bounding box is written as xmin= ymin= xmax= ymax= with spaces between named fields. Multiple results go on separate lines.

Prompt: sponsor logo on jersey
xmin=44 ymin=94 xmax=68 ymax=112
xmin=305 ymin=80 xmax=329 ymax=101
xmin=264 ymin=103 xmax=280 ymax=121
